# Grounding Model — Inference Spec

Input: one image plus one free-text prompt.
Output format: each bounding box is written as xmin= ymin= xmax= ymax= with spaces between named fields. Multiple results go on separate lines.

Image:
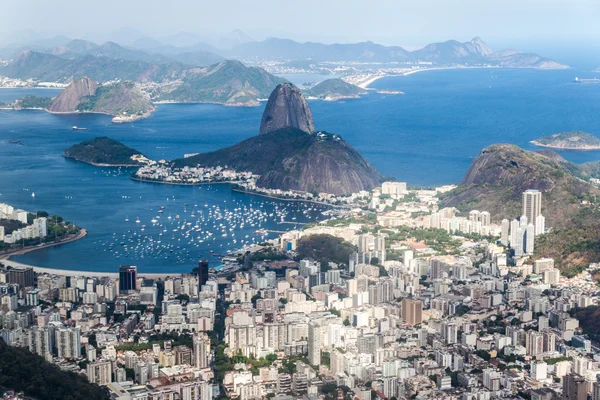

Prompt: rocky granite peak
xmin=47 ymin=76 xmax=97 ymax=113
xmin=259 ymin=83 xmax=315 ymax=135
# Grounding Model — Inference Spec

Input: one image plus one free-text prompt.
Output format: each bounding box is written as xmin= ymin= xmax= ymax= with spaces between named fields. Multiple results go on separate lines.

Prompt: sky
xmin=0 ymin=0 xmax=598 ymax=51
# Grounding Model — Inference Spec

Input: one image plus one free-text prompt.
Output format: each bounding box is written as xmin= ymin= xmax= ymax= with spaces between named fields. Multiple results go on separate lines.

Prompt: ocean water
xmin=0 ymin=68 xmax=599 ymax=272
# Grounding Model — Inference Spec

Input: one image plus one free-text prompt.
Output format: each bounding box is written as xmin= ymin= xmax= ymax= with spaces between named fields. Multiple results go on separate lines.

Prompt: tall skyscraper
xmin=500 ymin=219 xmax=510 ymax=246
xmin=197 ymin=259 xmax=209 ymax=292
xmin=523 ymin=189 xmax=542 ymax=225
xmin=57 ymin=327 xmax=81 ymax=359
xmin=535 ymin=214 xmax=546 ymax=236
xmin=7 ymin=266 xmax=34 ymax=289
xmin=525 ymin=223 xmax=535 ymax=254
xmin=514 ymin=226 xmax=526 ymax=257
xmin=308 ymin=321 xmax=321 ymax=366
xmin=509 ymin=219 xmax=519 ymax=248
xmin=119 ymin=265 xmax=137 ymax=294
xmin=563 ymin=373 xmax=587 ymax=400
xmin=401 ymin=298 xmax=423 ymax=326
xmin=193 ymin=334 xmax=210 ymax=369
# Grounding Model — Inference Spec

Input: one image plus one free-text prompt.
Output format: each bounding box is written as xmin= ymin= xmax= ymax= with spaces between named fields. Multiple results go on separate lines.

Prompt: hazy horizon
xmin=1 ymin=0 xmax=598 ymax=49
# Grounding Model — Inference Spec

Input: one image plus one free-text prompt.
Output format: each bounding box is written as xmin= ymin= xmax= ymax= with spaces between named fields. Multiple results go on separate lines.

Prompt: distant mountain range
xmin=0 ymin=34 xmax=567 ymax=70
xmin=222 ymin=36 xmax=567 ymax=69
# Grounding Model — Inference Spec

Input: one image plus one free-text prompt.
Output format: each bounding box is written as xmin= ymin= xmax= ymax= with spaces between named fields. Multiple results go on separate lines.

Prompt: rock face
xmin=176 ymin=84 xmax=382 ymax=195
xmin=259 ymin=83 xmax=315 ymax=135
xmin=47 ymin=77 xmax=97 ymax=113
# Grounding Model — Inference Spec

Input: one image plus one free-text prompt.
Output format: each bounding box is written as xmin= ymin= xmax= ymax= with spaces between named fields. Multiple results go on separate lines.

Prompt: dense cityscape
xmin=2 ymin=180 xmax=598 ymax=400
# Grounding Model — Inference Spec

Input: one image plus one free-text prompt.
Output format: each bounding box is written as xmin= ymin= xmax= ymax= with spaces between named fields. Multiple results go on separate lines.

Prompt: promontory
xmin=530 ymin=131 xmax=600 ymax=150
xmin=174 ymin=83 xmax=383 ymax=195
xmin=64 ymin=137 xmax=149 ymax=166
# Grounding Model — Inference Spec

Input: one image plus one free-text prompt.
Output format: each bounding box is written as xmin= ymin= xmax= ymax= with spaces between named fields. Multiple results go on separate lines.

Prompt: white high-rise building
xmin=193 ymin=334 xmax=210 ymax=369
xmin=308 ymin=321 xmax=321 ymax=366
xmin=514 ymin=227 xmax=526 ymax=257
xmin=535 ymin=214 xmax=546 ymax=236
xmin=57 ymin=327 xmax=81 ymax=359
xmin=509 ymin=219 xmax=519 ymax=248
xmin=523 ymin=189 xmax=542 ymax=227
xmin=526 ymin=224 xmax=535 ymax=254
xmin=381 ymin=181 xmax=407 ymax=196
xmin=501 ymin=219 xmax=510 ymax=246
xmin=520 ymin=215 xmax=528 ymax=228
xmin=87 ymin=361 xmax=112 ymax=385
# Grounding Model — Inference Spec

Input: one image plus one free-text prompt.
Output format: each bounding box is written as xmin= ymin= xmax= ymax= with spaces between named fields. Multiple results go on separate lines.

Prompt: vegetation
xmin=174 ymin=127 xmax=383 ymax=196
xmin=296 ymin=234 xmax=356 ymax=265
xmin=77 ymin=81 xmax=154 ymax=116
xmin=64 ymin=137 xmax=144 ymax=166
xmin=571 ymin=305 xmax=600 ymax=342
xmin=0 ymin=339 xmax=109 ymax=400
xmin=304 ymin=78 xmax=365 ymax=99
xmin=159 ymin=60 xmax=285 ymax=105
xmin=13 ymin=95 xmax=53 ymax=109
xmin=531 ymin=131 xmax=600 ymax=149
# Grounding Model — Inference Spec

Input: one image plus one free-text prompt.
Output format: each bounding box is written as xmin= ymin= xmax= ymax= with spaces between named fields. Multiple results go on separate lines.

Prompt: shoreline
xmin=231 ymin=188 xmax=349 ymax=208
xmin=130 ymin=176 xmax=240 ymax=186
xmin=360 ymin=65 xmax=563 ymax=88
xmin=530 ymin=140 xmax=600 ymax=151
xmin=0 ymin=228 xmax=88 ymax=261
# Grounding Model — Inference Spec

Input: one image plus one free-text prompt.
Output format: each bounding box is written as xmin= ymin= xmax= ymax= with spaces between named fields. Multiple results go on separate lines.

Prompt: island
xmin=530 ymin=131 xmax=600 ymax=150
xmin=64 ymin=137 xmax=151 ymax=166
xmin=304 ymin=78 xmax=367 ymax=101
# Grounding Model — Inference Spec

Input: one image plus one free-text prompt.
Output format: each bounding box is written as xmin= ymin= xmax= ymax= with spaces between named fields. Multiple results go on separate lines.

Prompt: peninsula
xmin=48 ymin=77 xmax=156 ymax=123
xmin=173 ymin=83 xmax=383 ymax=195
xmin=530 ymin=131 xmax=600 ymax=150
xmin=64 ymin=137 xmax=151 ymax=166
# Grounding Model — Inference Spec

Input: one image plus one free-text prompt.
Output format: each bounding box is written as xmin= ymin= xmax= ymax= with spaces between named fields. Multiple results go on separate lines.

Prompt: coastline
xmin=0 ymin=228 xmax=88 ymax=261
xmin=359 ymin=65 xmax=559 ymax=88
xmin=231 ymin=188 xmax=349 ymax=208
xmin=130 ymin=176 xmax=240 ymax=186
xmin=530 ymin=140 xmax=600 ymax=151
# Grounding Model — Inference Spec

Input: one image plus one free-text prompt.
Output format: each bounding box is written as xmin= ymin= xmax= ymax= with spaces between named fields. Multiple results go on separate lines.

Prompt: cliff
xmin=259 ymin=83 xmax=314 ymax=135
xmin=77 ymin=81 xmax=155 ymax=121
xmin=174 ymin=83 xmax=382 ymax=195
xmin=47 ymin=78 xmax=154 ymax=121
xmin=47 ymin=76 xmax=97 ymax=113
xmin=64 ymin=137 xmax=146 ymax=166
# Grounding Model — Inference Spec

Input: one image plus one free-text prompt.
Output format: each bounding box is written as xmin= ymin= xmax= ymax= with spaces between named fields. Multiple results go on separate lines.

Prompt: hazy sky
xmin=1 ymin=0 xmax=598 ymax=49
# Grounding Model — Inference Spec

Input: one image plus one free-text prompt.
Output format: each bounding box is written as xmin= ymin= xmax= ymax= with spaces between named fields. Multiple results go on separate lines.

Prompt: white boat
xmin=135 ymin=217 xmax=141 ymax=223
xmin=31 ymin=192 xmax=35 ymax=198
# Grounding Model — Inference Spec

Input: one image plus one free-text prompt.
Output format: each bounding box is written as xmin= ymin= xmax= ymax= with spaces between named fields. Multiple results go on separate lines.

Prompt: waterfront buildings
xmin=119 ymin=265 xmax=137 ymax=294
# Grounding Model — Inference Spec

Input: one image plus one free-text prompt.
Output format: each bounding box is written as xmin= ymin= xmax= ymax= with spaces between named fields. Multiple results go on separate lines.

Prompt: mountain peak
xmin=259 ymin=83 xmax=315 ymax=135
xmin=470 ymin=36 xmax=493 ymax=56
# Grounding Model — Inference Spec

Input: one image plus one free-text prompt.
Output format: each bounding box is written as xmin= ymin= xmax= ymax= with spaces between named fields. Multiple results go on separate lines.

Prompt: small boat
xmin=31 ymin=192 xmax=35 ymax=198
xmin=135 ymin=217 xmax=141 ymax=223
xmin=8 ymin=140 xmax=23 ymax=145
xmin=72 ymin=126 xmax=87 ymax=131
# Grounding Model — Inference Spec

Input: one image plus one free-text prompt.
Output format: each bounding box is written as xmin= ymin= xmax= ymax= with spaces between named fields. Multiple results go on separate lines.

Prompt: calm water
xmin=1 ymin=68 xmax=599 ymax=272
